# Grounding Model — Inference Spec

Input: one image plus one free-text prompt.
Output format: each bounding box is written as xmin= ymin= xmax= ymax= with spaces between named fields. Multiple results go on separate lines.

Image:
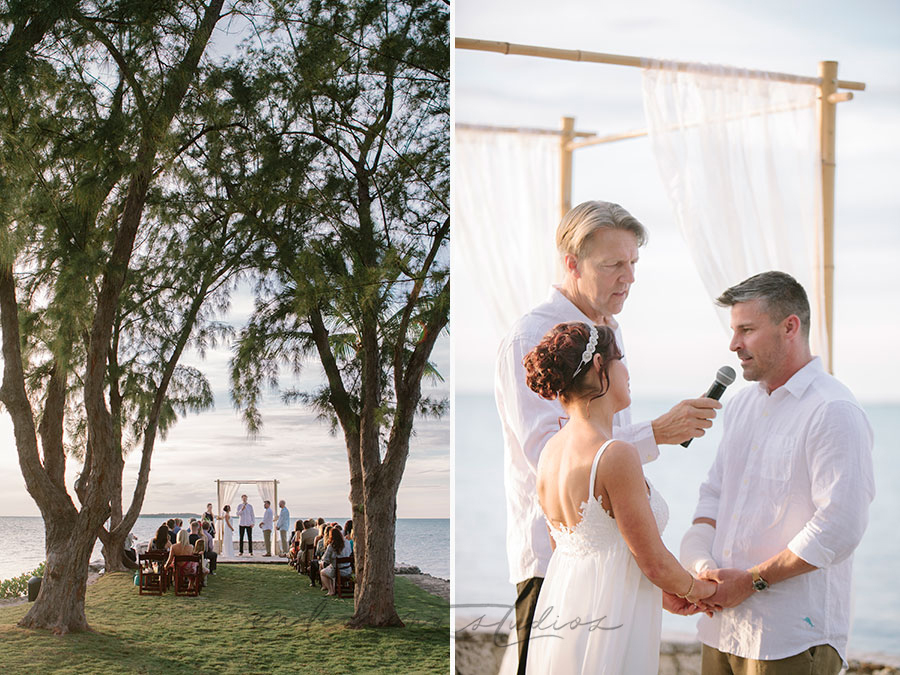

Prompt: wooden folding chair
xmin=138 ymin=552 xmax=166 ymax=595
xmin=335 ymin=554 xmax=355 ymax=599
xmin=174 ymin=555 xmax=202 ymax=596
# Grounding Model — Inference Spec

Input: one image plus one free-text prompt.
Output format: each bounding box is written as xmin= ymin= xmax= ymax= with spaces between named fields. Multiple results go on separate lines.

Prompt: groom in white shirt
xmin=495 ymin=200 xmax=722 ymax=674
xmin=680 ymin=272 xmax=874 ymax=674
xmin=260 ymin=500 xmax=274 ymax=556
xmin=236 ymin=494 xmax=255 ymax=556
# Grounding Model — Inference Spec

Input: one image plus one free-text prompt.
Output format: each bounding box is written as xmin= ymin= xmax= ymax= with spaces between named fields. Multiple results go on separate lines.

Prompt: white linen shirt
xmin=261 ymin=506 xmax=274 ymax=531
xmin=237 ymin=502 xmax=255 ymax=527
xmin=276 ymin=507 xmax=290 ymax=531
xmin=694 ymin=357 xmax=874 ymax=663
xmin=495 ymin=286 xmax=660 ymax=585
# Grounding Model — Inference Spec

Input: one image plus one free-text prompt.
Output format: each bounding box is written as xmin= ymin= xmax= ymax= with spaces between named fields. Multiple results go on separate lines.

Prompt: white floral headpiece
xmin=569 ymin=324 xmax=599 ymax=382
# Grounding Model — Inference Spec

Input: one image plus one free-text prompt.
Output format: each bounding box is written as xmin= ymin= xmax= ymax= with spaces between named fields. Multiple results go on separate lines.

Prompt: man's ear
xmin=783 ymin=314 xmax=801 ymax=339
xmin=564 ymin=253 xmax=579 ymax=277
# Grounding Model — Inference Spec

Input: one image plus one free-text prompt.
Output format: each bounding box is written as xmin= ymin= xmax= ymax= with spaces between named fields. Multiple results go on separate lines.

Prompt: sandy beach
xmin=455 ymin=631 xmax=900 ymax=675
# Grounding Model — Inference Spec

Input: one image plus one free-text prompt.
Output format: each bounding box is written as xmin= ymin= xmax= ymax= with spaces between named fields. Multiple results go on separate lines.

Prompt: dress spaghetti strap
xmin=588 ymin=439 xmax=616 ymax=501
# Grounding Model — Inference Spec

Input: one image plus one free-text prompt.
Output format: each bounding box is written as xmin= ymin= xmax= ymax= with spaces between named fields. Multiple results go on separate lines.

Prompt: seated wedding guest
xmin=193 ymin=538 xmax=209 ymax=585
xmin=165 ymin=529 xmax=196 ymax=577
xmin=301 ymin=519 xmax=318 ymax=547
xmin=320 ymin=528 xmax=353 ymax=596
xmin=299 ymin=520 xmax=318 ymax=575
xmin=289 ymin=520 xmax=304 ymax=547
xmin=288 ymin=532 xmax=303 ymax=569
xmin=150 ymin=524 xmax=171 ymax=552
xmin=287 ymin=521 xmax=304 ymax=566
xmin=174 ymin=517 xmax=184 ymax=534
xmin=124 ymin=532 xmax=138 ymax=563
xmin=201 ymin=521 xmax=217 ymax=574
xmin=166 ymin=518 xmax=177 ymax=544
xmin=188 ymin=520 xmax=201 ymax=546
xmin=308 ymin=526 xmax=332 ymax=587
xmin=343 ymin=520 xmax=353 ymax=541
xmin=316 ymin=525 xmax=332 ymax=560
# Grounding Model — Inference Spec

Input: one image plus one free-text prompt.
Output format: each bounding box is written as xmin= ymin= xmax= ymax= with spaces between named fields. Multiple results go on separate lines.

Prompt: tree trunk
xmin=348 ymin=481 xmax=402 ymax=627
xmin=18 ymin=517 xmax=97 ymax=634
xmin=98 ymin=527 xmax=133 ymax=572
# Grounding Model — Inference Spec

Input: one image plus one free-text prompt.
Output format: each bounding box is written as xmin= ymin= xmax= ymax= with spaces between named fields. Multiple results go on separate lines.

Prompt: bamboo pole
xmin=560 ymin=117 xmax=575 ymax=219
xmin=456 ymin=122 xmax=596 ymax=138
xmin=455 ymin=38 xmax=866 ymax=91
xmin=216 ymin=479 xmax=222 ymax=549
xmin=818 ymin=61 xmax=838 ymax=374
xmin=273 ymin=479 xmax=279 ymax=555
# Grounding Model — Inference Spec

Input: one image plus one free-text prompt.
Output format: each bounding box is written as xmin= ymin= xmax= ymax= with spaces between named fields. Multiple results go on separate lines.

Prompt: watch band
xmin=750 ymin=565 xmax=769 ymax=591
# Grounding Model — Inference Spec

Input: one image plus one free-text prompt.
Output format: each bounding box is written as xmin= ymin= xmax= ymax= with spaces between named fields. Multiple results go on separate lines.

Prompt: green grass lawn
xmin=0 ymin=565 xmax=449 ymax=674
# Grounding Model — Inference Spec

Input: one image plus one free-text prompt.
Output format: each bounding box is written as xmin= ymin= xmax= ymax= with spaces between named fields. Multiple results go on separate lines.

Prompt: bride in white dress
xmin=218 ymin=505 xmax=235 ymax=558
xmin=522 ymin=323 xmax=717 ymax=674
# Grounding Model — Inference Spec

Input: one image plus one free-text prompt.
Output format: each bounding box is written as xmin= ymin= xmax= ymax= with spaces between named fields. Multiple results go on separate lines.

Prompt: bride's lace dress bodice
xmin=527 ymin=439 xmax=668 ymax=674
xmin=549 ymin=482 xmax=668 ymax=557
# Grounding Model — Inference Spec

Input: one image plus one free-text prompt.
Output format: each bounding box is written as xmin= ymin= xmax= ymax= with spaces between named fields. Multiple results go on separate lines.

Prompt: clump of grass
xmin=0 ymin=564 xmax=449 ymax=674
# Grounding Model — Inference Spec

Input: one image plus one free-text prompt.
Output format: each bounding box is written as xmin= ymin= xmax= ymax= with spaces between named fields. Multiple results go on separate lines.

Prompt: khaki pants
xmin=262 ymin=528 xmax=272 ymax=555
xmin=701 ymin=643 xmax=842 ymax=675
xmin=279 ymin=529 xmax=289 ymax=555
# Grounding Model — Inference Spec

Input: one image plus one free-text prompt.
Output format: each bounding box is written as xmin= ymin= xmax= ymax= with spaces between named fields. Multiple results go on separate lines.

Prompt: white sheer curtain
xmin=641 ymin=63 xmax=828 ymax=360
xmin=454 ymin=127 xmax=561 ymax=343
xmin=216 ymin=481 xmax=240 ymax=548
xmin=257 ymin=481 xmax=275 ymax=507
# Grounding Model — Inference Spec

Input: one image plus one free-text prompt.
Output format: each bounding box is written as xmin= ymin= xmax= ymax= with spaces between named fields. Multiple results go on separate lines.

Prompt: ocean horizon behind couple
xmin=494 ymin=201 xmax=874 ymax=674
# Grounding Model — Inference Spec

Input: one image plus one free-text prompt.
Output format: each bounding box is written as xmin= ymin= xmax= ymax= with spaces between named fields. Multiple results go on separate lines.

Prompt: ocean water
xmin=455 ymin=393 xmax=900 ymax=658
xmin=0 ymin=516 xmax=448 ymax=581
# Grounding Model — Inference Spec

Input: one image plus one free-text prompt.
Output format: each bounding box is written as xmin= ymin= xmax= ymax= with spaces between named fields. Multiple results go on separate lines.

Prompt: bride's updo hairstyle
xmin=524 ymin=322 xmax=621 ymax=403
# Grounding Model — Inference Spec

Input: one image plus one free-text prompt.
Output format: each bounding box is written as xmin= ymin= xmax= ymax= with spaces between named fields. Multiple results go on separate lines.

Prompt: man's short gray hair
xmin=716 ymin=271 xmax=811 ymax=336
xmin=556 ymin=200 xmax=648 ymax=258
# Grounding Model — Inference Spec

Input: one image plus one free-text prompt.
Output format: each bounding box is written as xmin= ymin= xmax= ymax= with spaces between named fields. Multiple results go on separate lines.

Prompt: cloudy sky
xmin=453 ymin=0 xmax=900 ymax=404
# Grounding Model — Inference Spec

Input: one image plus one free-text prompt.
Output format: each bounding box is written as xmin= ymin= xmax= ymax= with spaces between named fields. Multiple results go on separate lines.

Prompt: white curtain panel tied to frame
xmin=454 ymin=128 xmax=561 ymax=343
xmin=641 ymin=62 xmax=828 ymax=360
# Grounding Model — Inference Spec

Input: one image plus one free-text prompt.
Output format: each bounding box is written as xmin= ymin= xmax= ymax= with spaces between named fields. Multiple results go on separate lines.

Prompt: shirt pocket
xmin=758 ymin=433 xmax=797 ymax=481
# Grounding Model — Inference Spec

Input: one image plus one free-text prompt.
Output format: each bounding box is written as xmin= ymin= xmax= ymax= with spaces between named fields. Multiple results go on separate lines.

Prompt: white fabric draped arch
xmin=454 ymin=66 xmax=828 ymax=362
xmin=216 ymin=479 xmax=281 ymax=555
xmin=453 ymin=128 xmax=561 ymax=343
xmin=641 ymin=63 xmax=828 ymax=358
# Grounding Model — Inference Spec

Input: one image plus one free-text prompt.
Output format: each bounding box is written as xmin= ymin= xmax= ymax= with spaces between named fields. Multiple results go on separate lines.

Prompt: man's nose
xmin=621 ymin=262 xmax=635 ymax=283
xmin=729 ymin=332 xmax=741 ymax=352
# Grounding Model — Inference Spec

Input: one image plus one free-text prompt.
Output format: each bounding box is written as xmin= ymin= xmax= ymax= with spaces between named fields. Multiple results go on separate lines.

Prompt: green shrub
xmin=0 ymin=562 xmax=46 ymax=599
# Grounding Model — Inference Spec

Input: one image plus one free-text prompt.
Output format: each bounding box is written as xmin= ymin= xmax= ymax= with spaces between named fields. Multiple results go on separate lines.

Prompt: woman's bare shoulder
xmin=597 ymin=440 xmax=641 ymax=473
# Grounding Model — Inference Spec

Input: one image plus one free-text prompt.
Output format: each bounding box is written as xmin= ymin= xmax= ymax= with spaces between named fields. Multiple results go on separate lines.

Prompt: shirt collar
xmin=764 ymin=356 xmax=822 ymax=399
xmin=549 ymin=285 xmax=619 ymax=330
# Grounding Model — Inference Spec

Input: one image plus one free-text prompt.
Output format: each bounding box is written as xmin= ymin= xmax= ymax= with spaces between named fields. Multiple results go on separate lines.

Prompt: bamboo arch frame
xmin=215 ymin=478 xmax=280 ymax=554
xmin=455 ymin=38 xmax=866 ymax=373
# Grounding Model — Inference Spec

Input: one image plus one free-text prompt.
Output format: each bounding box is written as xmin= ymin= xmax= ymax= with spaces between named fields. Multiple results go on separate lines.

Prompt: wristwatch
xmin=750 ymin=566 xmax=769 ymax=591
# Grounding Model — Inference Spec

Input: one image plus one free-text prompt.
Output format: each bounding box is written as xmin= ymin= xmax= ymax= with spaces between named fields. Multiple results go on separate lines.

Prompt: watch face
xmin=753 ymin=578 xmax=769 ymax=591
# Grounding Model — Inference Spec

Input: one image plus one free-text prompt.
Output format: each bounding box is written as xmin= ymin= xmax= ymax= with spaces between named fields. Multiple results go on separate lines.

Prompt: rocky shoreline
xmin=454 ymin=631 xmax=900 ymax=675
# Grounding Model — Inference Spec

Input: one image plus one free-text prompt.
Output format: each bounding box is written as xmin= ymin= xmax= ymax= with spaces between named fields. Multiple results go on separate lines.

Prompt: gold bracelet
xmin=676 ymin=575 xmax=696 ymax=599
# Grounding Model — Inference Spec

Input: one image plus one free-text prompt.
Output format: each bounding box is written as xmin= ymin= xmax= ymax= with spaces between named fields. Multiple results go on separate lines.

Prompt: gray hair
xmin=556 ymin=200 xmax=648 ymax=258
xmin=716 ymin=271 xmax=810 ymax=336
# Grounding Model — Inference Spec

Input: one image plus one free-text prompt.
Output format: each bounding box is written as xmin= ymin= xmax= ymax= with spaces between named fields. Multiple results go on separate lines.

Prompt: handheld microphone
xmin=681 ymin=365 xmax=736 ymax=448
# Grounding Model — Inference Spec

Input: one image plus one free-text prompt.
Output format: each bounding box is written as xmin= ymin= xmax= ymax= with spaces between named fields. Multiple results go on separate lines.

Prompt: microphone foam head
xmin=716 ymin=366 xmax=736 ymax=385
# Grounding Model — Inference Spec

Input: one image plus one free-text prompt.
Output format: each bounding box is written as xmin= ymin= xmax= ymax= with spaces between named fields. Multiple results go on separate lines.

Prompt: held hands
xmin=652 ymin=398 xmax=722 ymax=446
xmin=663 ymin=592 xmax=711 ymax=617
xmin=698 ymin=568 xmax=755 ymax=610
